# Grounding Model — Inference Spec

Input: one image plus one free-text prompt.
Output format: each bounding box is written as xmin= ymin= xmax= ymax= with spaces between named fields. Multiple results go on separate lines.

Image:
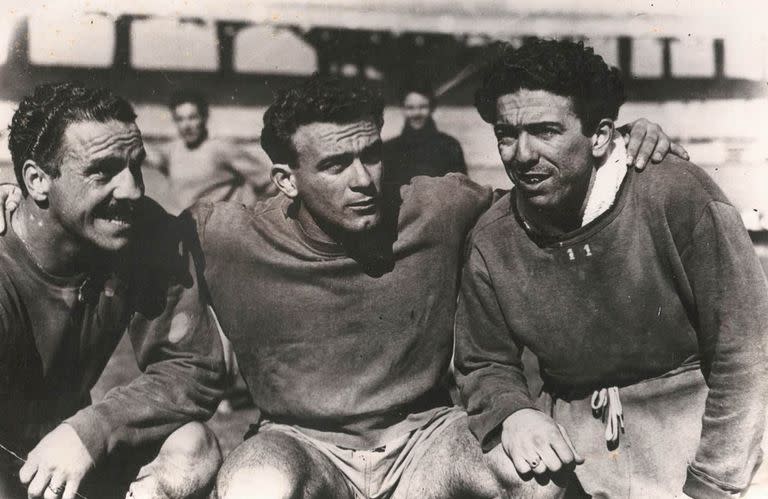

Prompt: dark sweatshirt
xmin=383 ymin=119 xmax=467 ymax=187
xmin=188 ymin=174 xmax=491 ymax=449
xmin=0 ymin=199 xmax=224 ymax=464
xmin=455 ymin=157 xmax=768 ymax=498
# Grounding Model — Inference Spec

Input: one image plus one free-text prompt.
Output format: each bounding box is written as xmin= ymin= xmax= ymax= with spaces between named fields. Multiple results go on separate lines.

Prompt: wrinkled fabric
xmin=187 ymin=174 xmax=491 ymax=449
xmin=456 ymin=157 xmax=768 ymax=498
xmin=0 ymin=199 xmax=225 ymax=463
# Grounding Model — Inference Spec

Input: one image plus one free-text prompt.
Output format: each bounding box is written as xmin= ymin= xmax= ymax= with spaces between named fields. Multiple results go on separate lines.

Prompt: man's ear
xmin=22 ymin=160 xmax=51 ymax=202
xmin=271 ymin=164 xmax=298 ymax=199
xmin=591 ymin=119 xmax=615 ymax=160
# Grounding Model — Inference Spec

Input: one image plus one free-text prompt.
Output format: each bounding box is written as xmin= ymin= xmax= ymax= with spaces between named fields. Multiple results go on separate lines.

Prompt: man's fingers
xmin=27 ymin=466 xmax=50 ymax=499
xmin=633 ymin=131 xmax=658 ymax=170
xmin=19 ymin=459 xmax=37 ymax=485
xmin=507 ymin=445 xmax=533 ymax=476
xmin=62 ymin=478 xmax=81 ymax=499
xmin=557 ymin=424 xmax=585 ymax=464
xmin=670 ymin=142 xmax=690 ymax=161
xmin=535 ymin=444 xmax=563 ymax=473
xmin=0 ymin=188 xmax=21 ymax=235
xmin=624 ymin=125 xmax=646 ymax=166
xmin=43 ymin=472 xmax=66 ymax=499
xmin=549 ymin=434 xmax=576 ymax=466
xmin=651 ymin=135 xmax=671 ymax=163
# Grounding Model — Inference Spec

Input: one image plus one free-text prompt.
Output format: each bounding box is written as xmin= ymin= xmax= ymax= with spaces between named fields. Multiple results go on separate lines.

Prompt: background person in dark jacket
xmin=383 ymin=80 xmax=467 ymax=187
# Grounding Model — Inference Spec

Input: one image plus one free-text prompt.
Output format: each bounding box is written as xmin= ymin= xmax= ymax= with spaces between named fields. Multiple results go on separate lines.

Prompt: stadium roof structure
xmin=8 ymin=0 xmax=766 ymax=39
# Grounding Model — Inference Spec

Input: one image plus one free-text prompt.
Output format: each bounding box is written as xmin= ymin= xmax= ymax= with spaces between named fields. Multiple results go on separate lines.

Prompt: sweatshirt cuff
xmin=684 ymin=466 xmax=739 ymax=499
xmin=473 ymin=398 xmax=539 ymax=453
xmin=64 ymin=407 xmax=111 ymax=463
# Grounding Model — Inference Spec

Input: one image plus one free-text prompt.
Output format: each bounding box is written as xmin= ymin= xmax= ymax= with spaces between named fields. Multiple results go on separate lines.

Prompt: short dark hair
xmin=261 ymin=73 xmax=384 ymax=166
xmin=9 ymin=81 xmax=137 ymax=194
xmin=474 ymin=39 xmax=626 ymax=133
xmin=168 ymin=90 xmax=209 ymax=119
xmin=401 ymin=78 xmax=435 ymax=107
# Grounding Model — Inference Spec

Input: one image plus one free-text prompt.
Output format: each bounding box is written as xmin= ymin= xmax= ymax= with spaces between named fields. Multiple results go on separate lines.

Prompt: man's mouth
xmin=517 ymin=172 xmax=551 ymax=185
xmin=348 ymin=198 xmax=378 ymax=211
xmin=97 ymin=204 xmax=135 ymax=227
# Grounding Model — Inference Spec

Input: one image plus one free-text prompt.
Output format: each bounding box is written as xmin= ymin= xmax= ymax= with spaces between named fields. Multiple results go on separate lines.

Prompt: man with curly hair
xmin=0 ymin=70 xmax=683 ymax=497
xmin=455 ymin=39 xmax=768 ymax=498
xmin=0 ymin=82 xmax=225 ymax=499
xmin=165 ymin=72 xmax=682 ymax=498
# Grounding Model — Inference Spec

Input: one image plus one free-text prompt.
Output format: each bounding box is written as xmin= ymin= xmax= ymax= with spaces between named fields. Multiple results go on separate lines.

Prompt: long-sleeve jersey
xmin=184 ymin=174 xmax=492 ymax=449
xmin=455 ymin=156 xmax=768 ymax=498
xmin=383 ymin=119 xmax=467 ymax=187
xmin=147 ymin=137 xmax=276 ymax=210
xmin=0 ymin=199 xmax=225 ymax=463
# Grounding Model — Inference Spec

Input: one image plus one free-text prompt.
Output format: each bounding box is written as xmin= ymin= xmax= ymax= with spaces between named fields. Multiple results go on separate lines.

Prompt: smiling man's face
xmin=494 ymin=89 xmax=595 ymax=213
xmin=46 ymin=120 xmax=145 ymax=252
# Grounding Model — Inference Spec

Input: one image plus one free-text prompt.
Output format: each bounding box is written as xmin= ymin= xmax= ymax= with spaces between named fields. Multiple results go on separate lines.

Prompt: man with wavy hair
xmin=0 ymin=82 xmax=225 ymax=499
xmin=0 ymin=74 xmax=682 ymax=498
xmin=179 ymin=73 xmax=682 ymax=499
xmin=455 ymin=39 xmax=768 ymax=498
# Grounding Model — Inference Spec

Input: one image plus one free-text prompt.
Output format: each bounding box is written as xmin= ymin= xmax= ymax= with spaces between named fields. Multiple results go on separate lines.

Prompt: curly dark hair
xmin=168 ymin=89 xmax=209 ymax=119
xmin=9 ymin=81 xmax=137 ymax=194
xmin=474 ymin=39 xmax=626 ymax=133
xmin=261 ymin=73 xmax=384 ymax=166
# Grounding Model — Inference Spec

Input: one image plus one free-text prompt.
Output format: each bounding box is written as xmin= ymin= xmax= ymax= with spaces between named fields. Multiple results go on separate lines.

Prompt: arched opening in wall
xmin=234 ymin=25 xmax=317 ymax=75
xmin=131 ymin=17 xmax=218 ymax=71
xmin=28 ymin=12 xmax=114 ymax=67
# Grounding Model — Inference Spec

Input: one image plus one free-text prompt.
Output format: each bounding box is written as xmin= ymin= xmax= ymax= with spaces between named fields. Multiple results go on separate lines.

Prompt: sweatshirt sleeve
xmin=222 ymin=142 xmax=277 ymax=199
xmin=64 ymin=213 xmax=226 ymax=462
xmin=681 ymin=201 xmax=768 ymax=498
xmin=454 ymin=240 xmax=537 ymax=452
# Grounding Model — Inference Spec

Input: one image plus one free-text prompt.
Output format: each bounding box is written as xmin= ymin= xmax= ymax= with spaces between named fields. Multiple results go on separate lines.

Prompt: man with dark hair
xmin=455 ymin=39 xmax=768 ymax=498
xmin=382 ymin=79 xmax=467 ymax=187
xmin=0 ymin=82 xmax=225 ymax=499
xmin=140 ymin=72 xmax=680 ymax=498
xmin=144 ymin=89 xmax=275 ymax=212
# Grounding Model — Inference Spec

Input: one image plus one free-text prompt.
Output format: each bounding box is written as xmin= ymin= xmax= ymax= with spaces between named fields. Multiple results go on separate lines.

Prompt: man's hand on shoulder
xmin=0 ymin=183 xmax=21 ymax=235
xmin=19 ymin=424 xmax=94 ymax=499
xmin=622 ymin=118 xmax=690 ymax=170
xmin=500 ymin=408 xmax=584 ymax=478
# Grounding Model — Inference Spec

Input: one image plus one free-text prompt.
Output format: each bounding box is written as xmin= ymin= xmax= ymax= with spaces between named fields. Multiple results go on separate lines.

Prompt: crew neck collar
xmin=282 ymin=197 xmax=347 ymax=257
xmin=6 ymin=215 xmax=89 ymax=288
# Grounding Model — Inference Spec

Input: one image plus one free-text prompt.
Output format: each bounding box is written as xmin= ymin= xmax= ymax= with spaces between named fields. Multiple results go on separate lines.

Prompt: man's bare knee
xmin=220 ymin=464 xmax=295 ymax=499
xmin=140 ymin=422 xmax=222 ymax=499
xmin=216 ymin=432 xmax=314 ymax=499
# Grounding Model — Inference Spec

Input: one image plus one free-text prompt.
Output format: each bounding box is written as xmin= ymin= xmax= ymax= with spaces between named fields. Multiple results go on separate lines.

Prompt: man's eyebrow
xmin=317 ymin=151 xmax=353 ymax=169
xmin=525 ymin=121 xmax=564 ymax=129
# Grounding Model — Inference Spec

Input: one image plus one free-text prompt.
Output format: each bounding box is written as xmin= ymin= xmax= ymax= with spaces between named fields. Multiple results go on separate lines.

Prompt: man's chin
xmin=347 ymin=213 xmax=382 ymax=233
xmin=89 ymin=224 xmax=134 ymax=252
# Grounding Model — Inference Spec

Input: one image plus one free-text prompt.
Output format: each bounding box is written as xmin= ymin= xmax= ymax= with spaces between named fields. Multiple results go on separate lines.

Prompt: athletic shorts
xmin=247 ymin=405 xmax=465 ymax=499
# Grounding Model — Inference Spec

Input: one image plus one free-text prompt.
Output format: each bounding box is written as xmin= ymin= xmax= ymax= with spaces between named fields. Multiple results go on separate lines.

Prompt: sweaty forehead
xmin=495 ymin=90 xmax=576 ymax=124
xmin=64 ymin=120 xmax=144 ymax=159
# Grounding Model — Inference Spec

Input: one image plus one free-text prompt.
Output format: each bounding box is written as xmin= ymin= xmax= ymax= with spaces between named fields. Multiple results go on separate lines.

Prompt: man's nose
xmin=349 ymin=158 xmax=378 ymax=191
xmin=113 ymin=166 xmax=144 ymax=200
xmin=515 ymin=132 xmax=539 ymax=165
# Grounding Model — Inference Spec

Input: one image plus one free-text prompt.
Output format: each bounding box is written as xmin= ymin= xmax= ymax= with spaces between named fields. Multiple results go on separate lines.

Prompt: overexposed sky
xmin=3 ymin=0 xmax=766 ymax=37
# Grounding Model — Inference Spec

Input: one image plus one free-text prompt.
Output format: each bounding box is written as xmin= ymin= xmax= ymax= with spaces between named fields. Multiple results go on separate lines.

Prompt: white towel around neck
xmin=581 ymin=135 xmax=628 ymax=227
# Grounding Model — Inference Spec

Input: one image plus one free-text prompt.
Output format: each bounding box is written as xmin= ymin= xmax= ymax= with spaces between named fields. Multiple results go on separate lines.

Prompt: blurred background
xmin=1 ymin=0 xmax=767 ymax=486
